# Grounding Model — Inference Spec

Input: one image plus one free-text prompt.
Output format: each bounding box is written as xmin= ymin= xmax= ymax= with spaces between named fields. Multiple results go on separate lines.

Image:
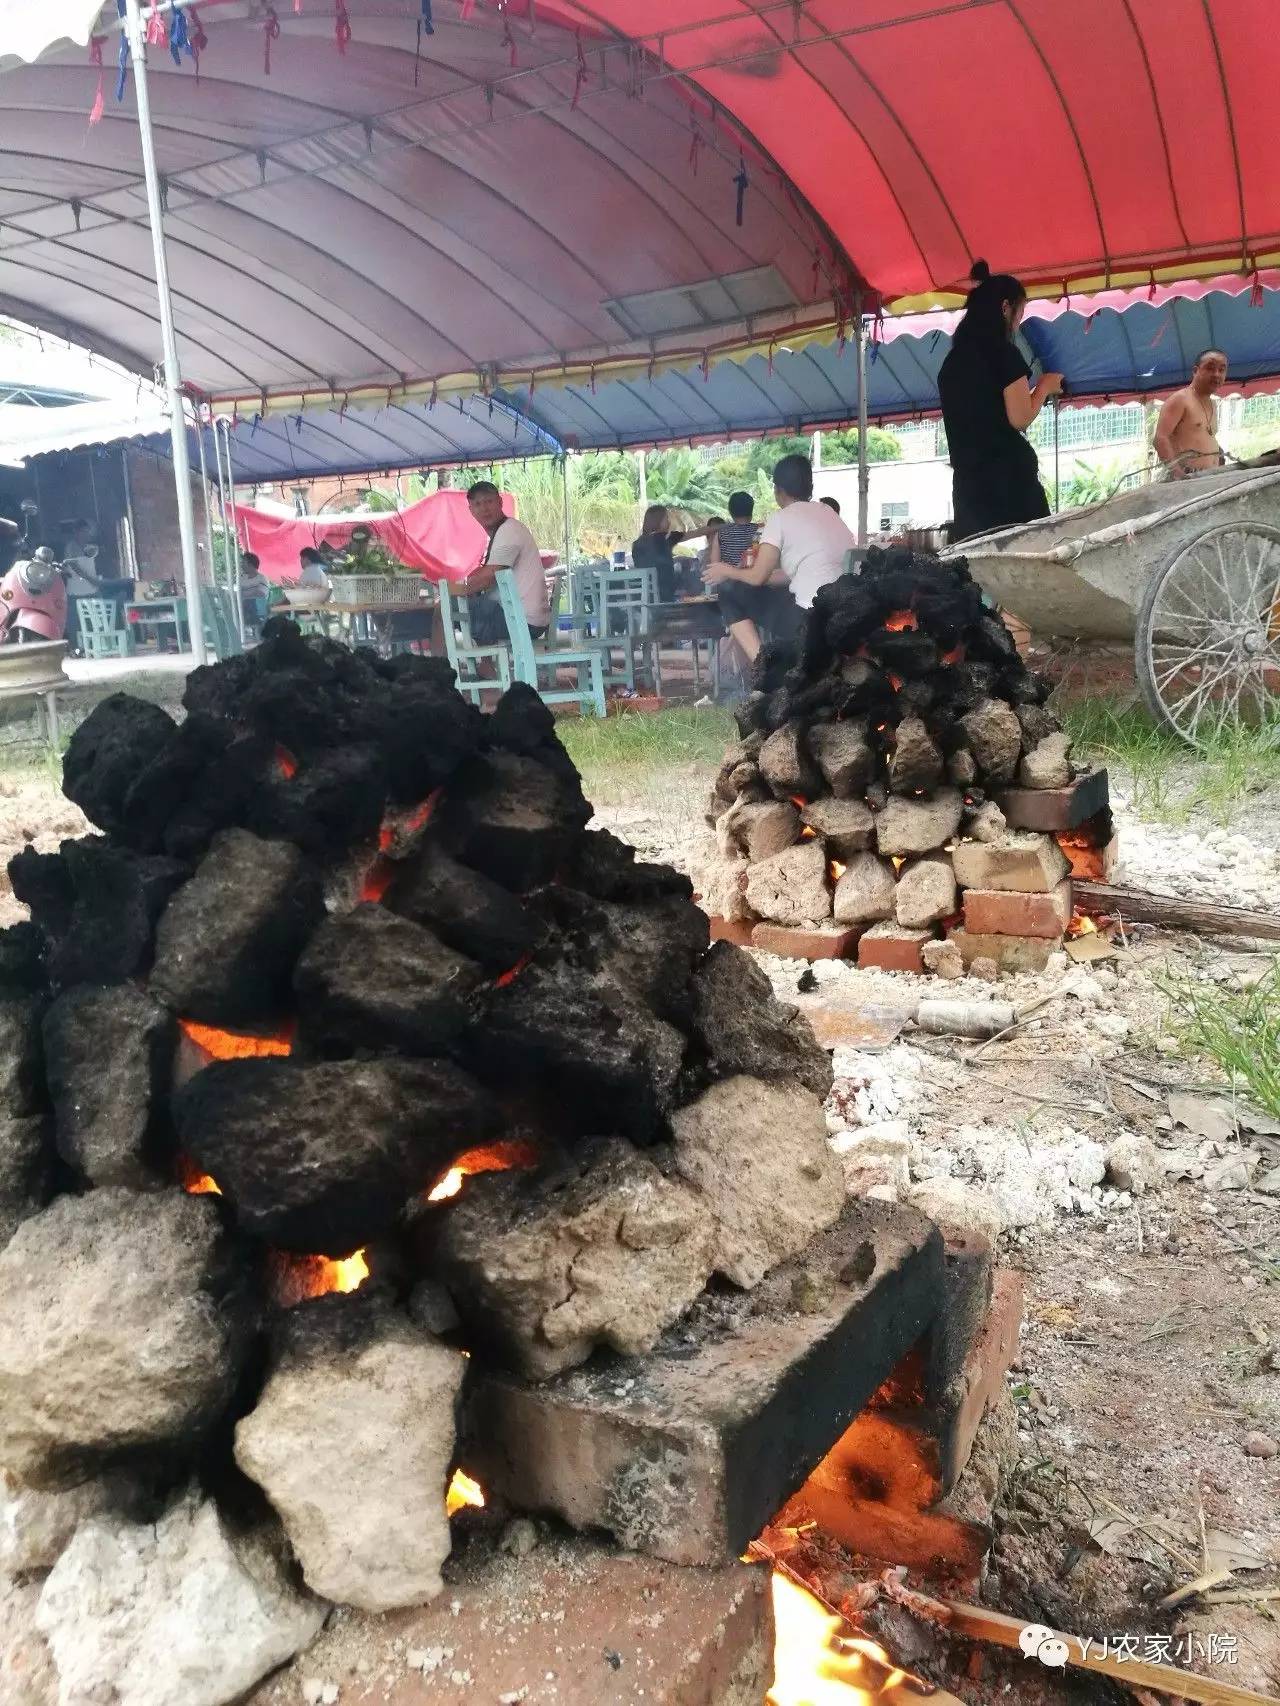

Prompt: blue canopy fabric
xmin=120 ymin=287 xmax=1280 ymax=481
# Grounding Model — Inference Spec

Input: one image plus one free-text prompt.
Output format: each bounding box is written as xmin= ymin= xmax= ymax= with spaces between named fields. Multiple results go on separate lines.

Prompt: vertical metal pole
xmin=636 ymin=448 xmax=647 ymax=506
xmin=1053 ymin=401 xmax=1061 ymax=512
xmin=119 ymin=445 xmax=138 ymax=578
xmin=220 ymin=420 xmax=243 ymax=620
xmin=193 ymin=401 xmax=217 ymax=584
xmin=561 ymin=454 xmax=572 ymax=568
xmin=211 ymin=413 xmax=230 ymax=584
xmin=122 ymin=0 xmax=207 ymax=663
xmin=855 ymin=298 xmax=870 ymax=545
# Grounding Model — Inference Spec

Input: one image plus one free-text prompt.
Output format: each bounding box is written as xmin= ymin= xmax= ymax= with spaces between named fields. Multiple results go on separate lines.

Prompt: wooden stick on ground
xmin=1073 ymin=882 xmax=1280 ymax=943
xmin=940 ymin=1599 xmax=1279 ymax=1706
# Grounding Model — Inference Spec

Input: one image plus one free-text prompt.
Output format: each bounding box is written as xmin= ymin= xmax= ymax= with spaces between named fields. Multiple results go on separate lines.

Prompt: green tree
xmin=822 ymin=426 xmax=903 ymax=465
xmin=641 ymin=449 xmax=729 ymax=521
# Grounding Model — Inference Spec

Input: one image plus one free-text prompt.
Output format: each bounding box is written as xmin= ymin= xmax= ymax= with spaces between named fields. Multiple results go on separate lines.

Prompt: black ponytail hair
xmin=954 ymin=258 xmax=1027 ymax=346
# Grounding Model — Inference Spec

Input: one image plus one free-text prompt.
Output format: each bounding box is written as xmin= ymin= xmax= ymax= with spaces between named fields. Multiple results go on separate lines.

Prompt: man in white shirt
xmin=704 ymin=454 xmax=855 ymax=661
xmin=463 ymin=481 xmax=549 ymax=644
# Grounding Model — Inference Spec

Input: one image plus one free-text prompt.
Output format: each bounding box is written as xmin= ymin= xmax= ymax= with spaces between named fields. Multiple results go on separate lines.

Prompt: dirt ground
xmin=6 ymin=708 xmax=1279 ymax=1703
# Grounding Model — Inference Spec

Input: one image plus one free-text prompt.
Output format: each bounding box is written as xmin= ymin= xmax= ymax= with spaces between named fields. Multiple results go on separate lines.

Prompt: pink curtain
xmin=229 ymin=489 xmax=514 ymax=584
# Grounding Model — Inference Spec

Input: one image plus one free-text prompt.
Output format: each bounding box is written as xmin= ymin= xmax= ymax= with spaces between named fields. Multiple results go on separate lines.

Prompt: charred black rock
xmin=686 ymin=941 xmax=832 ymax=1100
xmin=61 ymin=696 xmax=178 ymax=842
xmin=43 ymin=984 xmax=174 ymax=1188
xmin=435 ymin=751 xmax=590 ymax=893
xmin=249 ymin=742 xmax=388 ymax=859
xmin=562 ymin=830 xmax=693 ymax=905
xmin=382 ymin=844 xmax=548 ymax=973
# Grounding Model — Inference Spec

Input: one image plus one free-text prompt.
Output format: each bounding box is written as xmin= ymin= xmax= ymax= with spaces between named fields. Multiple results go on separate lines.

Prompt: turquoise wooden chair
xmin=438 ymin=579 xmax=512 ymax=705
xmin=586 ymin=565 xmax=662 ymax=691
xmin=75 ymin=598 xmax=132 ymax=660
xmin=200 ymin=585 xmax=243 ymax=658
xmin=495 ymin=570 xmax=605 ymax=717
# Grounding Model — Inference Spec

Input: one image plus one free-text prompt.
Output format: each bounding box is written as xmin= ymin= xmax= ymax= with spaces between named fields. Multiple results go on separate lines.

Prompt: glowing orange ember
xmin=275 ymin=745 xmax=298 ymax=780
xmin=790 ymin=795 xmax=808 ymax=809
xmin=939 ymin=644 xmax=965 ymax=666
xmin=1056 ymin=829 xmax=1108 ymax=880
xmin=179 ymin=1018 xmax=294 ymax=1061
xmin=1068 ymin=913 xmax=1099 ymax=938
xmin=360 ymin=857 xmax=394 ymax=903
xmin=886 ymin=673 xmax=904 ymax=692
xmin=178 ymin=1154 xmax=221 ymax=1196
xmin=427 ymin=1139 xmax=540 ymax=1203
xmin=268 ymin=1248 xmax=370 ymax=1308
xmin=882 ymin=610 xmax=918 ymax=632
xmin=378 ymin=787 xmax=442 ymax=854
xmin=494 ymin=953 xmax=532 ymax=988
xmin=829 ymin=861 xmax=847 ymax=882
xmin=446 ymin=1469 xmax=485 ymax=1516
xmin=800 ymin=826 xmax=818 ymax=841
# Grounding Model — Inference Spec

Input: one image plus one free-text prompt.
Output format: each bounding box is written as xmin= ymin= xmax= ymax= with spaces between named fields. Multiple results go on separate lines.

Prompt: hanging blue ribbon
xmin=170 ymin=8 xmax=194 ymax=65
xmin=421 ymin=0 xmax=434 ymax=32
xmin=115 ymin=0 xmax=130 ymax=102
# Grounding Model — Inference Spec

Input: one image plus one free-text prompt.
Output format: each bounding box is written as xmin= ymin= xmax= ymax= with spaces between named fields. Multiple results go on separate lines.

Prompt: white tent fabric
xmin=0 ymin=1 xmax=106 ymax=68
xmin=0 ymin=393 xmax=171 ymax=462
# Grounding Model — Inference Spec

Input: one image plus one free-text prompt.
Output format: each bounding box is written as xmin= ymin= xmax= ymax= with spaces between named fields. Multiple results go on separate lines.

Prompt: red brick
xmin=707 ymin=914 xmax=757 ymax=947
xmin=750 ymin=921 xmax=860 ymax=960
xmin=994 ymin=765 xmax=1109 ymax=832
xmin=947 ymin=927 xmax=1059 ymax=972
xmin=963 ymin=879 xmax=1072 ymax=939
xmin=939 ymin=1267 xmax=1024 ymax=1491
xmin=857 ymin=922 xmax=935 ymax=974
xmin=246 ymin=1533 xmax=772 ymax=1706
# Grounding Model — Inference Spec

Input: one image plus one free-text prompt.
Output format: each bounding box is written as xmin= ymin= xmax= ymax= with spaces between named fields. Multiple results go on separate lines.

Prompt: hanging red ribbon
xmin=294 ymin=0 xmax=302 ymax=10
xmin=460 ymin=0 xmax=474 ymax=18
xmin=263 ymin=7 xmax=280 ymax=74
xmin=334 ymin=0 xmax=352 ymax=53
xmin=146 ymin=5 xmax=168 ymax=48
xmin=189 ymin=6 xmax=208 ymax=78
xmin=570 ymin=28 xmax=588 ymax=110
xmin=88 ymin=37 xmax=105 ymax=126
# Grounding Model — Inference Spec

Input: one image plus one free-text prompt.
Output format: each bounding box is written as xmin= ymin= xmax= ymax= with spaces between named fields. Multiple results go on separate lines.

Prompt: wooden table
xmin=125 ymin=596 xmax=189 ymax=650
xmin=308 ymin=595 xmax=437 ymax=653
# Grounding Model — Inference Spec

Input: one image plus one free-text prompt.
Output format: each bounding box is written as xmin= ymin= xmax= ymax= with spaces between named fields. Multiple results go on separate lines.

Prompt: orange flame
xmin=829 ymin=861 xmax=847 ymax=882
xmin=886 ymin=673 xmax=904 ymax=692
xmin=426 ymin=1140 xmax=540 ymax=1203
xmin=882 ymin=610 xmax=918 ymax=632
xmin=790 ymin=795 xmax=808 ymax=809
xmin=274 ymin=745 xmax=298 ymax=780
xmin=1068 ymin=913 xmax=1099 ymax=938
xmin=940 ymin=644 xmax=965 ymax=666
xmin=178 ymin=1154 xmax=221 ymax=1196
xmin=800 ymin=826 xmax=818 ymax=841
xmin=268 ymin=1248 xmax=370 ymax=1308
xmin=179 ymin=1018 xmax=294 ymax=1061
xmin=890 ymin=855 xmax=905 ymax=873
xmin=769 ymin=1574 xmax=916 ymax=1704
xmin=446 ymin=1468 xmax=486 ymax=1517
xmin=1056 ymin=829 xmax=1108 ymax=880
xmin=494 ymin=953 xmax=532 ymax=989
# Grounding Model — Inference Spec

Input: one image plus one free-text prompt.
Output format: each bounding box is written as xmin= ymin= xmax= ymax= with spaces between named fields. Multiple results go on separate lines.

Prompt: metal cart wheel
xmin=1135 ymin=520 xmax=1280 ymax=749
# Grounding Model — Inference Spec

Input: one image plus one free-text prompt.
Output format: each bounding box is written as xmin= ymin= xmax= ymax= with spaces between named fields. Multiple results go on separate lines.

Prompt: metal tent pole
xmin=210 ymin=412 xmax=230 ymax=583
xmin=122 ymin=0 xmax=206 ymax=663
xmin=855 ymin=297 xmax=870 ymax=545
xmin=218 ymin=419 xmax=245 ymax=640
xmin=1053 ymin=400 xmax=1061 ymax=512
xmin=193 ymin=401 xmax=218 ymax=587
xmin=561 ymin=454 xmax=572 ymax=568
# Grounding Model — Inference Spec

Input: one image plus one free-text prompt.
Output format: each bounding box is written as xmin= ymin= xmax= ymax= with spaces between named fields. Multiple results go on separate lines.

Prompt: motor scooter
xmin=0 ymin=547 xmax=69 ymax=643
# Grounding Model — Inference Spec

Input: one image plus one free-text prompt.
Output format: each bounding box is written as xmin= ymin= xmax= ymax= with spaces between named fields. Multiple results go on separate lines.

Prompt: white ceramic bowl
xmin=283 ymin=586 xmax=332 ymax=609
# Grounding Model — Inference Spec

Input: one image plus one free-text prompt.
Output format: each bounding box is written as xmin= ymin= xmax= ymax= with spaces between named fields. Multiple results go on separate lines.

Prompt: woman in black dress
xmin=938 ymin=262 xmax=1064 ymax=542
xmin=631 ymin=506 xmax=717 ymax=603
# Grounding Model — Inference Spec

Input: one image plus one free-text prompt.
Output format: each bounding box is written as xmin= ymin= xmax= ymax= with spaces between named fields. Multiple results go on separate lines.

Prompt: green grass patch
xmin=558 ymin=705 xmax=735 ymax=803
xmin=1159 ymin=958 xmax=1280 ymax=1121
xmin=1057 ymin=695 xmax=1280 ymax=824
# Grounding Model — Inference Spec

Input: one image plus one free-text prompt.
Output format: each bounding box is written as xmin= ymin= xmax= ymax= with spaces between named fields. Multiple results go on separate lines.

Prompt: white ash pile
xmin=703 ymin=546 xmax=1113 ymax=975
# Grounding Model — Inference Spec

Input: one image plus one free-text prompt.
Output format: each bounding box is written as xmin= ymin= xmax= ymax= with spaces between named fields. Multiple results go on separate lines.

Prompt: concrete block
xmin=947 ymin=927 xmax=1060 ymax=973
xmin=750 ymin=921 xmax=860 ymax=960
xmin=461 ymin=1200 xmax=943 ymax=1567
xmin=952 ymin=831 xmax=1070 ymax=893
xmin=962 ymin=880 xmax=1072 ymax=939
xmin=995 ymin=765 xmax=1109 ymax=832
xmin=857 ymin=921 xmax=935 ymax=975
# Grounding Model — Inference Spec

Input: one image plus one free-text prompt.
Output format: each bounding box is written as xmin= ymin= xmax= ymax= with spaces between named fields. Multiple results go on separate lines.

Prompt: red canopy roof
xmin=0 ymin=1 xmax=1274 ymax=412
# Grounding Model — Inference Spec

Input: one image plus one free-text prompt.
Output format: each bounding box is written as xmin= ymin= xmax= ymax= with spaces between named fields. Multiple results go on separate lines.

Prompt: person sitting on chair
xmin=704 ymin=454 xmax=854 ymax=662
xmin=631 ymin=506 xmax=718 ymax=603
xmin=704 ymin=490 xmax=759 ymax=576
xmin=462 ymin=480 xmax=548 ymax=644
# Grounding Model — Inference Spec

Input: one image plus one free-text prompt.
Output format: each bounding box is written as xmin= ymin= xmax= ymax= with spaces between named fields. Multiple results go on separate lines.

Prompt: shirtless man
xmin=1154 ymin=349 xmax=1227 ymax=478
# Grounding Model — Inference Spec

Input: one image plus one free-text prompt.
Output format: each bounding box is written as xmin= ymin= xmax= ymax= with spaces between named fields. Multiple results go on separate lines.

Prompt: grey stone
xmin=952 ymin=831 xmax=1070 ymax=893
xmin=693 ymin=850 xmax=751 ymax=922
xmin=1 ymin=1575 xmax=55 ymax=1706
xmin=0 ymin=1468 xmax=143 ymax=1578
xmin=432 ymin=1139 xmax=717 ymax=1380
xmin=907 ymin=1177 xmax=1006 ymax=1243
xmin=689 ymin=941 xmax=833 ymax=1100
xmin=1018 ymin=732 xmax=1072 ymax=790
xmin=959 ymin=699 xmax=1022 ymax=785
xmin=150 ymin=828 xmax=324 ymax=1027
xmin=0 ymin=1190 xmax=246 ymax=1488
xmin=744 ymin=841 xmax=831 ymax=926
xmin=1104 ymin=1132 xmax=1163 ymax=1196
xmin=0 ymin=1116 xmax=50 ymax=1251
xmin=671 ymin=1076 xmax=844 ymax=1289
xmin=0 ymin=999 xmax=43 ymax=1119
xmin=875 ymin=788 xmax=964 ymax=856
xmin=176 ymin=1056 xmax=493 ymax=1254
xmin=894 ymin=855 xmax=957 ymax=929
xmin=967 ymin=799 xmax=1008 ymax=842
xmin=946 ymin=747 xmax=977 ymax=787
xmin=758 ymin=722 xmax=820 ymax=800
xmin=35 ymin=1489 xmax=325 ymax=1706
xmin=236 ymin=1299 xmax=465 ymax=1611
xmin=1015 ymin=703 xmax=1060 ymax=748
xmin=920 ymin=939 xmax=965 ymax=980
xmin=888 ymin=717 xmax=944 ymax=794
xmin=42 ymin=984 xmax=174 ymax=1188
xmin=294 ymin=904 xmax=481 ymax=1058
xmin=734 ymin=801 xmax=801 ymax=863
xmin=806 ymin=720 xmax=874 ymax=798
xmin=798 ymin=798 xmax=876 ymax=857
xmin=832 ymin=853 xmax=896 ymax=925
xmin=406 ymin=1278 xmax=461 ymax=1338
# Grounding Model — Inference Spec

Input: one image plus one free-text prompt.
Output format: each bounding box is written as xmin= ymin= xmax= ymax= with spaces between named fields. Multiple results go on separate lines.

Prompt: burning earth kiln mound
xmin=0 ymin=618 xmax=858 ymax=1703
xmin=703 ymin=546 xmax=1113 ymax=973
